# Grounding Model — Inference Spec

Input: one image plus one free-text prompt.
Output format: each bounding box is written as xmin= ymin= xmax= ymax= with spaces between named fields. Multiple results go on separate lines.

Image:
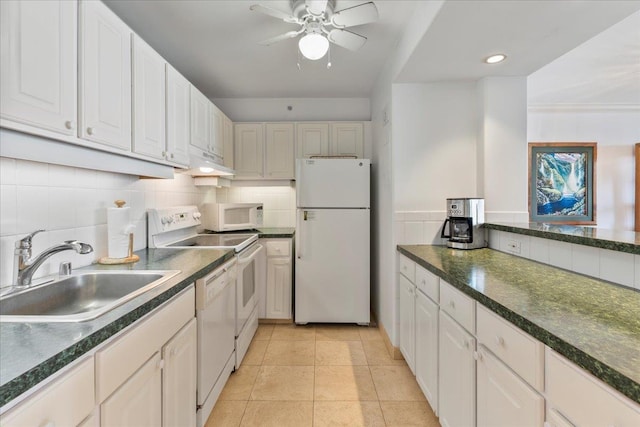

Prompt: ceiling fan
xmin=250 ymin=0 xmax=379 ymax=64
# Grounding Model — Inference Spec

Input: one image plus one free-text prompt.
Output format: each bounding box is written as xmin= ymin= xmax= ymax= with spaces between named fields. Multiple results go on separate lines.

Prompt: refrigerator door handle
xmin=297 ymin=210 xmax=303 ymax=259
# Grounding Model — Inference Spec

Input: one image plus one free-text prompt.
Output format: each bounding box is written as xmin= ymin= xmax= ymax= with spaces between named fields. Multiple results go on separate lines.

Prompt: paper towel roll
xmin=107 ymin=203 xmax=132 ymax=259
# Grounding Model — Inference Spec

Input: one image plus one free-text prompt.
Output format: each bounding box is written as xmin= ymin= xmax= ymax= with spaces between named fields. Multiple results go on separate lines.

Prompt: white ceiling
xmin=528 ymin=10 xmax=640 ymax=106
xmin=104 ymin=0 xmax=640 ymax=102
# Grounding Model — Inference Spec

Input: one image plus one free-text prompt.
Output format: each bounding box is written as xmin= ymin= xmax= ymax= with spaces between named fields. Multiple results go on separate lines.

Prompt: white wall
xmin=369 ymin=0 xmax=445 ymax=343
xmin=393 ymin=82 xmax=478 ymax=244
xmin=477 ymin=77 xmax=529 ymax=223
xmin=528 ymin=107 xmax=640 ymax=229
xmin=0 ymin=156 xmax=214 ymax=286
xmin=212 ymin=98 xmax=370 ymax=122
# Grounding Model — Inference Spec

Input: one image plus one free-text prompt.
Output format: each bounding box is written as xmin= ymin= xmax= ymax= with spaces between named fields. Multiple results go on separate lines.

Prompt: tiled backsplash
xmin=0 ymin=157 xmax=213 ymax=286
xmin=395 ymin=210 xmax=529 ymax=245
xmin=216 ymin=185 xmax=296 ymax=228
xmin=488 ymin=229 xmax=640 ymax=291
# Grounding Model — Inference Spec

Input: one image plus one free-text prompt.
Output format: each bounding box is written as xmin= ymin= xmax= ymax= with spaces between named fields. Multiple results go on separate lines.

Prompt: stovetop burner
xmin=147 ymin=206 xmax=258 ymax=252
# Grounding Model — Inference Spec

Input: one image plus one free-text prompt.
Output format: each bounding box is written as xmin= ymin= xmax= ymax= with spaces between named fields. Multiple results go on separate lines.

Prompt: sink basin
xmin=0 ymin=270 xmax=181 ymax=322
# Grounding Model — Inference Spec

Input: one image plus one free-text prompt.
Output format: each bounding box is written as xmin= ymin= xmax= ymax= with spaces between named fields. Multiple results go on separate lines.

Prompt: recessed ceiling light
xmin=485 ymin=54 xmax=507 ymax=64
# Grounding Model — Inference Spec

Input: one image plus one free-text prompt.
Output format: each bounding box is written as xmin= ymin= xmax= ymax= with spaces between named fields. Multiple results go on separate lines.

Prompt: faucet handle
xmin=16 ymin=229 xmax=45 ymax=249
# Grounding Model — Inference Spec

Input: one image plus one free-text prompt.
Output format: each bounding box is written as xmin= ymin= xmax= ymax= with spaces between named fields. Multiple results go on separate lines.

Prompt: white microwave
xmin=202 ymin=203 xmax=263 ymax=232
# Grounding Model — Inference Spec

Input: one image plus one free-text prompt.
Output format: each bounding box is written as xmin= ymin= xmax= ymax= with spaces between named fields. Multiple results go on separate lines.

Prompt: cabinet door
xmin=234 ymin=123 xmax=264 ymax=178
xmin=438 ymin=311 xmax=475 ymax=427
xmin=331 ymin=122 xmax=364 ymax=158
xmin=415 ymin=291 xmax=438 ymax=414
xmin=265 ymin=123 xmax=295 ymax=179
xmin=0 ymin=0 xmax=77 ymax=135
xmin=266 ymin=257 xmax=292 ymax=319
xmin=190 ymin=85 xmax=210 ymax=152
xmin=132 ymin=35 xmax=166 ymax=160
xmin=101 ymin=352 xmax=162 ymax=427
xmin=210 ymin=104 xmax=224 ymax=158
xmin=0 ymin=357 xmax=95 ymax=427
xmin=166 ymin=64 xmax=190 ymax=166
xmin=79 ymin=0 xmax=131 ymax=150
xmin=223 ymin=115 xmax=234 ymax=169
xmin=398 ymin=274 xmax=415 ymax=373
xmin=296 ymin=123 xmax=329 ymax=158
xmin=163 ymin=318 xmax=197 ymax=427
xmin=477 ymin=345 xmax=544 ymax=427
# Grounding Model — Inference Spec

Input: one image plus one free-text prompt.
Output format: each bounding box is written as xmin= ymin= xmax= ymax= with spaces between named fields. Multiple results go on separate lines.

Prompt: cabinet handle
xmin=464 ymin=339 xmax=470 ymax=349
xmin=449 ymin=300 xmax=456 ymax=309
xmin=157 ymin=359 xmax=165 ymax=370
xmin=170 ymin=153 xmax=174 ymax=159
xmin=40 ymin=421 xmax=55 ymax=427
xmin=86 ymin=127 xmax=95 ymax=135
xmin=495 ymin=336 xmax=505 ymax=346
xmin=64 ymin=120 xmax=75 ymax=130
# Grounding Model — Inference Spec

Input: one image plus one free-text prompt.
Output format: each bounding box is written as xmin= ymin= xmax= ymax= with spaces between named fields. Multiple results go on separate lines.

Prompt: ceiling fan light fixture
xmin=298 ymin=33 xmax=329 ymax=60
xmin=485 ymin=53 xmax=507 ymax=64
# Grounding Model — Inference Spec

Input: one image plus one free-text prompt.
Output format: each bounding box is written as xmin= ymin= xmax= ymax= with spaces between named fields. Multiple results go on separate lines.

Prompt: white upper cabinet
xmin=0 ymin=0 xmax=77 ymax=136
xmin=210 ymin=103 xmax=224 ymax=159
xmin=190 ymin=85 xmax=210 ymax=152
xmin=331 ymin=122 xmax=364 ymax=158
xmin=223 ymin=114 xmax=234 ymax=169
xmin=79 ymin=0 xmax=132 ymax=151
xmin=296 ymin=122 xmax=364 ymax=158
xmin=234 ymin=123 xmax=264 ymax=179
xmin=165 ymin=64 xmax=190 ymax=166
xmin=296 ymin=123 xmax=329 ymax=158
xmin=132 ymin=35 xmax=166 ymax=160
xmin=265 ymin=123 xmax=295 ymax=179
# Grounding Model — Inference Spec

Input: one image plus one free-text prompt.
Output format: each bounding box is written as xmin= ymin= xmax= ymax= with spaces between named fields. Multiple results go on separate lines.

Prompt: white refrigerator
xmin=295 ymin=158 xmax=370 ymax=324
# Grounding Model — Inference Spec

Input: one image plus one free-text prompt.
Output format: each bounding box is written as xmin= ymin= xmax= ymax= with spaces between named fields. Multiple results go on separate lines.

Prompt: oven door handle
xmin=238 ymin=244 xmax=264 ymax=266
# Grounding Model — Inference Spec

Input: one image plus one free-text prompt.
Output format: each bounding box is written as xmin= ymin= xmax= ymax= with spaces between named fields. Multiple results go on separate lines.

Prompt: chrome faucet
xmin=13 ymin=230 xmax=94 ymax=288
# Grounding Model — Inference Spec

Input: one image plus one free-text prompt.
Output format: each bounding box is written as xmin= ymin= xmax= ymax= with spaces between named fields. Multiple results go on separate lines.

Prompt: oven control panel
xmin=148 ymin=206 xmax=202 ymax=235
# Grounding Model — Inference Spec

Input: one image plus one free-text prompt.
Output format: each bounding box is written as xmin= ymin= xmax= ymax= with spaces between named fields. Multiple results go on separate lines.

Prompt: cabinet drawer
xmin=265 ymin=240 xmax=291 ymax=257
xmin=96 ymin=285 xmax=195 ymax=402
xmin=546 ymin=348 xmax=640 ymax=426
xmin=1 ymin=356 xmax=95 ymax=427
xmin=440 ymin=280 xmax=475 ymax=332
xmin=476 ymin=304 xmax=544 ymax=391
xmin=399 ymin=254 xmax=416 ymax=282
xmin=415 ymin=264 xmax=439 ymax=302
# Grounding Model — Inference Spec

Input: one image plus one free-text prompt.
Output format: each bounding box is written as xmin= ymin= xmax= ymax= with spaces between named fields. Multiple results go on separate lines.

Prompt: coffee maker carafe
xmin=440 ymin=198 xmax=486 ymax=249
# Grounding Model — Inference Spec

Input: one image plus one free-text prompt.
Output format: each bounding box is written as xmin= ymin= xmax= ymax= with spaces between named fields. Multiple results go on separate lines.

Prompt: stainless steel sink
xmin=0 ymin=270 xmax=181 ymax=322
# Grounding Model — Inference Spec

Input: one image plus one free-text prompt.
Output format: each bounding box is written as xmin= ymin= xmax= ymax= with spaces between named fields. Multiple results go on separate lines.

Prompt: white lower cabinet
xmin=476 ymin=345 xmax=544 ymax=427
xmin=545 ymin=348 xmax=640 ymax=427
xmin=101 ymin=352 xmax=162 ymax=427
xmin=399 ymin=273 xmax=416 ymax=373
xmin=0 ymin=356 xmax=95 ymax=427
xmin=438 ymin=310 xmax=476 ymax=427
xmin=264 ymin=239 xmax=293 ymax=319
xmin=162 ymin=318 xmax=197 ymax=427
xmin=415 ymin=290 xmax=439 ymax=414
xmin=96 ymin=285 xmax=196 ymax=427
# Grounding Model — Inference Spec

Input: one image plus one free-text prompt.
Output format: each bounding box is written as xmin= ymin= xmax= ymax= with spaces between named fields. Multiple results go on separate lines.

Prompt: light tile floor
xmin=206 ymin=324 xmax=441 ymax=427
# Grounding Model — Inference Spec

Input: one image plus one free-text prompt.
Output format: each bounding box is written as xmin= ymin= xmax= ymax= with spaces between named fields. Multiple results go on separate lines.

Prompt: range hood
xmin=185 ymin=146 xmax=235 ymax=177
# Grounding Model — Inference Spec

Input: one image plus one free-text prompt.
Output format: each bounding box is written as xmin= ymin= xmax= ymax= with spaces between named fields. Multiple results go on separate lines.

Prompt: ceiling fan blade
xmin=331 ymin=2 xmax=379 ymax=28
xmin=258 ymin=30 xmax=302 ymax=46
xmin=327 ymin=29 xmax=367 ymax=51
xmin=306 ymin=0 xmax=328 ymax=16
xmin=250 ymin=4 xmax=299 ymax=24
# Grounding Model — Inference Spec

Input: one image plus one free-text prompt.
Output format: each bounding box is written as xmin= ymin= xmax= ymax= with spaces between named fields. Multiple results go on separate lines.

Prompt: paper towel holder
xmin=98 ymin=200 xmax=140 ymax=265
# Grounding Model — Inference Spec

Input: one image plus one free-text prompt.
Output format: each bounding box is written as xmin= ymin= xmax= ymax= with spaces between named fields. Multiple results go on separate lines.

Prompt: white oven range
xmin=148 ymin=206 xmax=264 ymax=427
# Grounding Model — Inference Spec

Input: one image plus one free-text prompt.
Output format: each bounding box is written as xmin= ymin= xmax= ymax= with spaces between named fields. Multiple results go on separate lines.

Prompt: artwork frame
xmin=528 ymin=142 xmax=597 ymax=225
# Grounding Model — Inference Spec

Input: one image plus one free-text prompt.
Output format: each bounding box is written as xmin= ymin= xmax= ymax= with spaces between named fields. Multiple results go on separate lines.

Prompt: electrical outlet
xmin=506 ymin=239 xmax=521 ymax=254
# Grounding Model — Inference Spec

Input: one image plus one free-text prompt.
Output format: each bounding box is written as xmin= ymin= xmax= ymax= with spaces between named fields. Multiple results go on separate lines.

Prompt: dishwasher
xmin=195 ymin=258 xmax=236 ymax=427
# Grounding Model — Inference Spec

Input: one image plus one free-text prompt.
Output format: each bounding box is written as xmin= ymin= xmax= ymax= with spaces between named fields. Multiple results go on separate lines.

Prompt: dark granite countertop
xmin=398 ymin=245 xmax=640 ymax=403
xmin=485 ymin=222 xmax=640 ymax=255
xmin=204 ymin=227 xmax=295 ymax=238
xmin=0 ymin=247 xmax=233 ymax=409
